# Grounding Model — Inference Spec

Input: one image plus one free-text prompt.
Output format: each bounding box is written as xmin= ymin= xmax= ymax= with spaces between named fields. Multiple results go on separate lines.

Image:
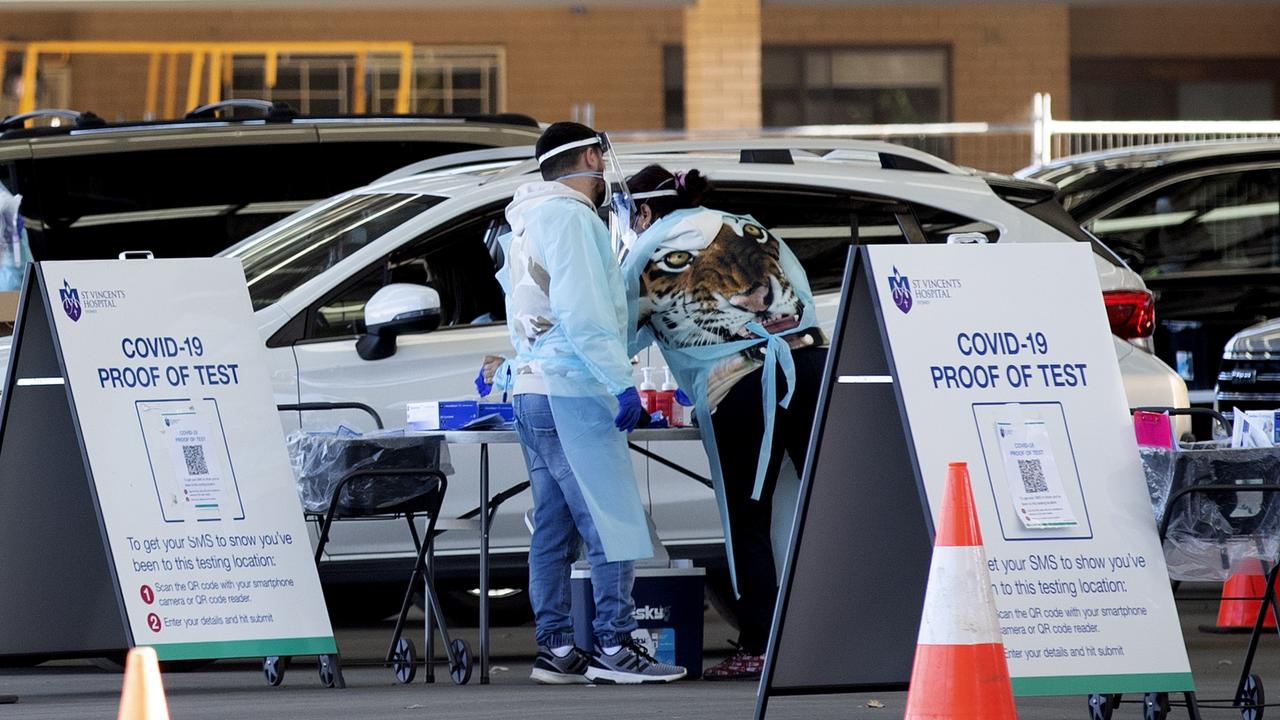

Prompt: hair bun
xmin=676 ymin=169 xmax=710 ymax=205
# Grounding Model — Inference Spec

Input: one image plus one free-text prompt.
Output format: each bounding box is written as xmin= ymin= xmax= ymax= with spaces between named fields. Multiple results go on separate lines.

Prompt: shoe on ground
xmin=530 ymin=646 xmax=592 ymax=685
xmin=585 ymin=640 xmax=686 ymax=684
xmin=703 ymin=649 xmax=764 ymax=681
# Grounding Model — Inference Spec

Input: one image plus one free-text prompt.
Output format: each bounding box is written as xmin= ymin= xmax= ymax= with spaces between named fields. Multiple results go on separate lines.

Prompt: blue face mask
xmin=554 ymin=171 xmax=607 ymax=207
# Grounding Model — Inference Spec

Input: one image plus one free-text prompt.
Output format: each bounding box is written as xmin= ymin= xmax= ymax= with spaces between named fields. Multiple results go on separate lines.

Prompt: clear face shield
xmin=542 ymin=132 xmax=634 ymax=255
xmin=598 ymin=133 xmax=637 ymax=257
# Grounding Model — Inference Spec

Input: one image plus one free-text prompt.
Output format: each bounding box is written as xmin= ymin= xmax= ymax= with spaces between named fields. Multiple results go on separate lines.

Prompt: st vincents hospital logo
xmin=60 ymin=280 xmax=82 ymax=322
xmin=58 ymin=279 xmax=126 ymax=321
xmin=887 ymin=266 xmax=962 ymax=314
xmin=889 ymin=266 xmax=912 ymax=314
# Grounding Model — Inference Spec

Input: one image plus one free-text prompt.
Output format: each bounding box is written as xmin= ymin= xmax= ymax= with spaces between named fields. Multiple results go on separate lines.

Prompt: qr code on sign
xmin=182 ymin=445 xmax=209 ymax=475
xmin=1017 ymin=459 xmax=1048 ymax=493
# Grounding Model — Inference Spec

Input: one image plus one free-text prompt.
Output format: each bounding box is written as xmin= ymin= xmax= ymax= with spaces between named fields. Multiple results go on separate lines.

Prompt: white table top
xmin=423 ymin=427 xmax=701 ymax=444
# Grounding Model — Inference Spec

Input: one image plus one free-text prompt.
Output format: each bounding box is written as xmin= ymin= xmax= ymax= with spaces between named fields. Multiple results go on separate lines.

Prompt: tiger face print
xmin=639 ymin=212 xmax=802 ymax=349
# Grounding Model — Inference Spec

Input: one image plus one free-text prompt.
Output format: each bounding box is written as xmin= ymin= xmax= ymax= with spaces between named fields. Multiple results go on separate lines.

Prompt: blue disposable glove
xmin=674 ymin=388 xmax=692 ymax=406
xmin=614 ymin=387 xmax=643 ymax=432
xmin=474 ymin=367 xmax=493 ymax=397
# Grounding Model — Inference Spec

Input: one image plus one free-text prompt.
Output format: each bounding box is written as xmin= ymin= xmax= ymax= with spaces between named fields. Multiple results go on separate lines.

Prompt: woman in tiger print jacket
xmin=622 ymin=165 xmax=829 ymax=680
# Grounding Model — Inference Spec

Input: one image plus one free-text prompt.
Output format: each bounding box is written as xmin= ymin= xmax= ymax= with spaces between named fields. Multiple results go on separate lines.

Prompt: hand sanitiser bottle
xmin=657 ymin=367 xmax=677 ymax=424
xmin=640 ymin=367 xmax=658 ymax=414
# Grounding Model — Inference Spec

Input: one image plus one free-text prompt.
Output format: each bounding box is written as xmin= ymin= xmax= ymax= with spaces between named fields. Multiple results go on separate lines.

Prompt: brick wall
xmin=1071 ymin=3 xmax=1280 ymax=58
xmin=2 ymin=2 xmax=1273 ymax=173
xmin=763 ymin=4 xmax=1071 ymax=124
xmin=761 ymin=4 xmax=1070 ymax=171
xmin=683 ymin=0 xmax=762 ymax=130
xmin=0 ymin=8 xmax=683 ymax=129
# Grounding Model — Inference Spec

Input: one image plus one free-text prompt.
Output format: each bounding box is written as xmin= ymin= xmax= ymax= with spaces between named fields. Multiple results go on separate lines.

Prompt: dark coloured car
xmin=0 ymin=102 xmax=540 ymax=263
xmin=1020 ymin=142 xmax=1280 ymax=406
xmin=1216 ymin=319 xmax=1280 ymax=419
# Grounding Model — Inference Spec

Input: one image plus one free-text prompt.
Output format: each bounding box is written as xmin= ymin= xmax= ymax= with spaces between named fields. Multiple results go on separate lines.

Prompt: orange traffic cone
xmin=1201 ymin=560 xmax=1278 ymax=634
xmin=904 ymin=462 xmax=1017 ymax=720
xmin=117 ymin=647 xmax=170 ymax=720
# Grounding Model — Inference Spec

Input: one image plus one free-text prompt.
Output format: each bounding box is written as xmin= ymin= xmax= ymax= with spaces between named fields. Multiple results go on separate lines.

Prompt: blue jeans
xmin=514 ymin=393 xmax=637 ymax=649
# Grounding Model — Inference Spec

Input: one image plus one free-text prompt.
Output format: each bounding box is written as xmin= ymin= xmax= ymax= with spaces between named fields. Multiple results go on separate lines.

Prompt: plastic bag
xmin=0 ymin=183 xmax=30 ymax=291
xmin=1140 ymin=446 xmax=1176 ymax=526
xmin=1158 ymin=447 xmax=1280 ymax=581
xmin=287 ymin=430 xmax=452 ymax=515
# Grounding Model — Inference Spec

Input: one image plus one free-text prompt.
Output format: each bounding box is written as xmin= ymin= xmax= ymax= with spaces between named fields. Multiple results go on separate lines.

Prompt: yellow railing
xmin=14 ymin=40 xmax=416 ymax=118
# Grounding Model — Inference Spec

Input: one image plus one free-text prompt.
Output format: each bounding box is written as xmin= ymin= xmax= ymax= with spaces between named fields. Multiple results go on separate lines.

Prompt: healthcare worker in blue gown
xmin=479 ymin=123 xmax=686 ymax=685
xmin=621 ymin=165 xmax=828 ymax=680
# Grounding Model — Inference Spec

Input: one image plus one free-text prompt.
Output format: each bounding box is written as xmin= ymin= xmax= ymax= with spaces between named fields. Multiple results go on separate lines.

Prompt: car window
xmin=308 ymin=206 xmax=509 ymax=339
xmin=1036 ymin=166 xmax=1137 ymax=213
xmin=24 ymin=145 xmax=327 ymax=261
xmin=1087 ymin=168 xmax=1280 ymax=277
xmin=912 ymin=202 xmax=1000 ymax=243
xmin=234 ymin=193 xmax=444 ymax=311
xmin=705 ymin=185 xmax=907 ymax=293
xmin=19 ymin=141 xmax=491 ymax=263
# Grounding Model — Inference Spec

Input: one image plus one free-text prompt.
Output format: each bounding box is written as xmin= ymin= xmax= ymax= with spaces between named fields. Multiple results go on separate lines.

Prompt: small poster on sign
xmin=996 ymin=421 xmax=1079 ymax=530
xmin=137 ymin=399 xmax=244 ymax=523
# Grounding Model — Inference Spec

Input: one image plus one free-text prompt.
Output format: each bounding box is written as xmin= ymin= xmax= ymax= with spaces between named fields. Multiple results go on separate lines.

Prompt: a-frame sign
xmin=755 ymin=248 xmax=933 ymax=715
xmin=0 ymin=259 xmax=336 ymax=664
xmin=0 ymin=264 xmax=132 ymax=659
xmin=757 ymin=245 xmax=1192 ymax=719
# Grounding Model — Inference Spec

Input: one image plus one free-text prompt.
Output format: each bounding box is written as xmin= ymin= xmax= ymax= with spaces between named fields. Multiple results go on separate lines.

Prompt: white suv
xmin=59 ymin=141 xmax=1202 ymax=619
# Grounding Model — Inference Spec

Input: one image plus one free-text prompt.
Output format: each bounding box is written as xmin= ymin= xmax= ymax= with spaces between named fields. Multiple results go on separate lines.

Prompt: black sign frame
xmin=755 ymin=248 xmax=935 ymax=719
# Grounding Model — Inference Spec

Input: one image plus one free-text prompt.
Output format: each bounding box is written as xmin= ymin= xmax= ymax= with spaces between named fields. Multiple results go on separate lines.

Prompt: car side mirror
xmin=356 ymin=283 xmax=442 ymax=361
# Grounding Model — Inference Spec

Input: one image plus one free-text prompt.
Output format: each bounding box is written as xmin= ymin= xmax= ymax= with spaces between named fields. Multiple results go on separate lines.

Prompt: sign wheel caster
xmin=1088 ymin=693 xmax=1121 ymax=720
xmin=1240 ymin=673 xmax=1265 ymax=720
xmin=318 ymin=654 xmax=346 ymax=689
xmin=263 ymin=656 xmax=288 ymax=687
xmin=448 ymin=639 xmax=472 ymax=685
xmin=1143 ymin=692 xmax=1170 ymax=720
xmin=392 ymin=638 xmax=417 ymax=685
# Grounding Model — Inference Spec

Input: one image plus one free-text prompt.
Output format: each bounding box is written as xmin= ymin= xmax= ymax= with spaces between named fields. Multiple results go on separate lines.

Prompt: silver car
xmin=43 ymin=140 xmax=1191 ymax=622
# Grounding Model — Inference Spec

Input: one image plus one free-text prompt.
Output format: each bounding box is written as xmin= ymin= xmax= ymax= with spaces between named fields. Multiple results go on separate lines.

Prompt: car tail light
xmin=1103 ymin=290 xmax=1155 ymax=339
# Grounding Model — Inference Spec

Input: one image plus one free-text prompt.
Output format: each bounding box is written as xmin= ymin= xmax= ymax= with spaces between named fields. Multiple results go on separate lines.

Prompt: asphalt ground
xmin=2 ymin=585 xmax=1278 ymax=720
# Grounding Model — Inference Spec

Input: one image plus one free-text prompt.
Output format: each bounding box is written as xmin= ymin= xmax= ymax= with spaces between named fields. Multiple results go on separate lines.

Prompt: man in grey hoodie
xmin=499 ymin=122 xmax=685 ymax=685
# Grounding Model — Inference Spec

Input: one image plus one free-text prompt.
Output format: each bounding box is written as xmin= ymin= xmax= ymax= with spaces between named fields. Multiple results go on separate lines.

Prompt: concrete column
xmin=683 ymin=0 xmax=761 ymax=130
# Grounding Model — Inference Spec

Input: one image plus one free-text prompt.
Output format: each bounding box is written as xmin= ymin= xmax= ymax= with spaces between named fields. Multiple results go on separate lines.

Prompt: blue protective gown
xmin=497 ymin=181 xmax=653 ymax=563
xmin=621 ymin=206 xmax=820 ymax=588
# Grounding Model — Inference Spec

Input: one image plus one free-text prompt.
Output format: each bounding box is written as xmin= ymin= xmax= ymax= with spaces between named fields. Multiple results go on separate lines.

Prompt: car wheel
xmin=439 ymin=587 xmax=533 ymax=627
xmin=323 ymin=583 xmax=407 ymax=627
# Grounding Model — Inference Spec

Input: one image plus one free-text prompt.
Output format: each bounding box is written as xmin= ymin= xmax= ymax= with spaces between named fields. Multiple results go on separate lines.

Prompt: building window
xmin=2 ymin=51 xmax=70 ymax=118
xmin=664 ymin=45 xmax=684 ymax=130
xmin=234 ymin=56 xmax=349 ymax=115
xmin=762 ymin=46 xmax=949 ymax=126
xmin=369 ymin=47 xmax=504 ymax=115
xmin=1072 ymin=58 xmax=1280 ymax=120
xmin=229 ymin=46 xmax=504 ymax=116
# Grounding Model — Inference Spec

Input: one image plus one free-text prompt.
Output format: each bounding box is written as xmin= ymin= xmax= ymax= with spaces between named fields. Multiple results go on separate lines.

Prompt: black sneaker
xmin=585 ymin=639 xmax=686 ymax=684
xmin=530 ymin=646 xmax=592 ymax=685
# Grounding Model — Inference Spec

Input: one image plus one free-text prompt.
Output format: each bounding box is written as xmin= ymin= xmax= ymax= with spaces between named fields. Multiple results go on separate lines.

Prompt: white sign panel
xmin=868 ymin=244 xmax=1191 ymax=695
xmin=45 ymin=259 xmax=335 ymax=661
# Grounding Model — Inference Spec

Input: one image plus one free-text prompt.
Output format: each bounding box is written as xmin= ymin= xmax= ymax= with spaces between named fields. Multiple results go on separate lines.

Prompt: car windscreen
xmin=230 ymin=193 xmax=444 ymax=311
